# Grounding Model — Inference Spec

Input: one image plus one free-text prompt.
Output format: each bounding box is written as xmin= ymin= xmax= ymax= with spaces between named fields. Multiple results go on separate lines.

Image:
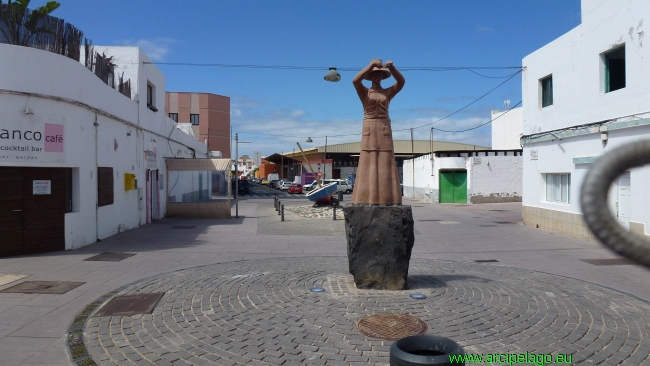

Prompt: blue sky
xmin=53 ymin=0 xmax=582 ymax=158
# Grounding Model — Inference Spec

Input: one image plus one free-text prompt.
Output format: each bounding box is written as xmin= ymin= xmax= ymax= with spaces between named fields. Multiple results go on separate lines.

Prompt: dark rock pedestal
xmin=343 ymin=204 xmax=414 ymax=290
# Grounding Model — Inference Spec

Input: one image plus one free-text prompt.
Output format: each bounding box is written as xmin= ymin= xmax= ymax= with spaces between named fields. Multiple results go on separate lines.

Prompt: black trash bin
xmin=390 ymin=335 xmax=465 ymax=366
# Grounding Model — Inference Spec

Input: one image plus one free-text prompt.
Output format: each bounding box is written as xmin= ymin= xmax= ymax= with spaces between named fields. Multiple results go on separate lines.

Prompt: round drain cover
xmin=356 ymin=313 xmax=428 ymax=340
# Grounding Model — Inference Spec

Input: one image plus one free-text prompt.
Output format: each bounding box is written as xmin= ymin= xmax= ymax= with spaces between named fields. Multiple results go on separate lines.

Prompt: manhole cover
xmin=171 ymin=226 xmax=196 ymax=229
xmin=84 ymin=252 xmax=136 ymax=262
xmin=0 ymin=281 xmax=85 ymax=294
xmin=356 ymin=313 xmax=428 ymax=340
xmin=580 ymin=258 xmax=637 ymax=266
xmin=93 ymin=293 xmax=164 ymax=317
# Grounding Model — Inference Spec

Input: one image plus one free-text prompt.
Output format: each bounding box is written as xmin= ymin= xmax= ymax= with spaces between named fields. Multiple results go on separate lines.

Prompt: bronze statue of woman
xmin=351 ymin=59 xmax=405 ymax=205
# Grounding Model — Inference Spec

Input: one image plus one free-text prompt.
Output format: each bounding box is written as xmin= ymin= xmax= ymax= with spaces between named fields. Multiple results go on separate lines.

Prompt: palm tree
xmin=0 ymin=0 xmax=61 ymax=46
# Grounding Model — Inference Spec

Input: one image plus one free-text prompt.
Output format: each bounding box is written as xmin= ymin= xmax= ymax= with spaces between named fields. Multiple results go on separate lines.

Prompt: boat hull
xmin=306 ymin=182 xmax=337 ymax=202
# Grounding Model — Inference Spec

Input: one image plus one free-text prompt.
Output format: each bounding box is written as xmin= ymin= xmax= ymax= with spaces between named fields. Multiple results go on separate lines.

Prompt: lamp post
xmin=234 ymin=133 xmax=250 ymax=218
xmin=324 ymin=136 xmax=328 ymax=180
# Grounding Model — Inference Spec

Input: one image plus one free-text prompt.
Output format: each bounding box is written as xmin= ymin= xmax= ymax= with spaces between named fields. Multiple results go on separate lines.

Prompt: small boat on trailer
xmin=306 ymin=182 xmax=337 ymax=204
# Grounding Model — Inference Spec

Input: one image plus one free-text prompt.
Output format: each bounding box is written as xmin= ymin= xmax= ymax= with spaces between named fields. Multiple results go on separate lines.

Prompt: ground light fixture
xmin=323 ymin=67 xmax=340 ymax=82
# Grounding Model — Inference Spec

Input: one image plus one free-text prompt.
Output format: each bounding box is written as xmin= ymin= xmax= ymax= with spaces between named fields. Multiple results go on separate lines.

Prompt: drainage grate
xmin=171 ymin=226 xmax=197 ymax=229
xmin=479 ymin=225 xmax=497 ymax=227
xmin=494 ymin=221 xmax=514 ymax=224
xmin=356 ymin=313 xmax=428 ymax=341
xmin=418 ymin=219 xmax=441 ymax=222
xmin=474 ymin=259 xmax=499 ymax=263
xmin=93 ymin=293 xmax=164 ymax=317
xmin=0 ymin=281 xmax=85 ymax=294
xmin=579 ymin=258 xmax=637 ymax=266
xmin=84 ymin=252 xmax=136 ymax=262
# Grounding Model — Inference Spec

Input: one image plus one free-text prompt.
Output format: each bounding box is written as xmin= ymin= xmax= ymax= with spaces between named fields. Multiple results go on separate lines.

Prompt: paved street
xmin=0 ymin=199 xmax=649 ymax=365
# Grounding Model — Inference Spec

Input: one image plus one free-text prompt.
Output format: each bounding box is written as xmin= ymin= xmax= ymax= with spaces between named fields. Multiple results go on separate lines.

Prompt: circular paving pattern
xmin=79 ymin=257 xmax=650 ymax=365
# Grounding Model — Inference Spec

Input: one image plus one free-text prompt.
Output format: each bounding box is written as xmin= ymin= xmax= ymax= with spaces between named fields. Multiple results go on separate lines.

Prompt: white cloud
xmin=119 ymin=38 xmax=176 ymax=61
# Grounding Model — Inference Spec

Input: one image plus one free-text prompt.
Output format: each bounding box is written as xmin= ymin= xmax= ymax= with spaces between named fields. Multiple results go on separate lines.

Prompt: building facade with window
xmin=521 ymin=0 xmax=650 ymax=240
xmin=165 ymin=92 xmax=231 ymax=158
xmin=0 ymin=44 xmax=208 ymax=257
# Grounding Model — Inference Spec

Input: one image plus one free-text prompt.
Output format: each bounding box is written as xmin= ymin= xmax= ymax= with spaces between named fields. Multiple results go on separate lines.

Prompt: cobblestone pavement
xmin=82 ymin=257 xmax=650 ymax=366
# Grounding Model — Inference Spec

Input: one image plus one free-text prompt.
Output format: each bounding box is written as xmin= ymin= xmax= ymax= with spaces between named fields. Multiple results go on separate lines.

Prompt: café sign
xmin=0 ymin=112 xmax=65 ymax=163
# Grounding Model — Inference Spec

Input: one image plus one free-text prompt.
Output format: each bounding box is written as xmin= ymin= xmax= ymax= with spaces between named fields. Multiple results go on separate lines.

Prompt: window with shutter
xmin=97 ymin=167 xmax=114 ymax=207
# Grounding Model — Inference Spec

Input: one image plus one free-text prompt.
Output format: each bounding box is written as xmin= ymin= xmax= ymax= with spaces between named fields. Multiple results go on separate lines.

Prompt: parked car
xmin=261 ymin=179 xmax=268 ymax=185
xmin=279 ymin=181 xmax=292 ymax=191
xmin=268 ymin=179 xmax=280 ymax=188
xmin=288 ymin=183 xmax=303 ymax=194
xmin=323 ymin=179 xmax=353 ymax=194
xmin=237 ymin=179 xmax=249 ymax=195
xmin=303 ymin=181 xmax=319 ymax=191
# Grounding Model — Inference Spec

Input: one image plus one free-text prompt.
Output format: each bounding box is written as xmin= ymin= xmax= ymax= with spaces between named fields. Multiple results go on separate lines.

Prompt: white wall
xmin=522 ymin=0 xmax=648 ymax=134
xmin=491 ymin=107 xmax=523 ymax=150
xmin=0 ymin=44 xmax=208 ymax=249
xmin=470 ymin=155 xmax=523 ymax=202
xmin=403 ymin=152 xmax=522 ymax=204
xmin=402 ymin=155 xmax=438 ymax=203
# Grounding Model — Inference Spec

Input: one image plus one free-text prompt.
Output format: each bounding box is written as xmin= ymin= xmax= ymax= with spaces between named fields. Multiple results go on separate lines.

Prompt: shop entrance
xmin=0 ymin=167 xmax=69 ymax=257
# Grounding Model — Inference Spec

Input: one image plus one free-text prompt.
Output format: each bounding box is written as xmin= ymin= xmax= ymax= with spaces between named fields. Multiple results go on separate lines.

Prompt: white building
xmin=492 ymin=107 xmax=523 ymax=150
xmin=521 ymin=0 xmax=650 ymax=240
xmin=403 ymin=150 xmax=523 ymax=204
xmin=0 ymin=44 xmax=208 ymax=257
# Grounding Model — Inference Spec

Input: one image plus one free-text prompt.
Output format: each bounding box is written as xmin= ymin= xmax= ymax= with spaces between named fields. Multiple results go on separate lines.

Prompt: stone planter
xmin=343 ymin=204 xmax=414 ymax=290
xmin=390 ymin=335 xmax=465 ymax=366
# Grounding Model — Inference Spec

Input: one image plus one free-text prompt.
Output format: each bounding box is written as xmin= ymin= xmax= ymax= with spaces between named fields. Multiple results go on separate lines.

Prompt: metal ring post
xmin=580 ymin=139 xmax=650 ymax=268
xmin=281 ymin=204 xmax=285 ymax=222
xmin=333 ymin=206 xmax=336 ymax=221
xmin=277 ymin=201 xmax=281 ymax=215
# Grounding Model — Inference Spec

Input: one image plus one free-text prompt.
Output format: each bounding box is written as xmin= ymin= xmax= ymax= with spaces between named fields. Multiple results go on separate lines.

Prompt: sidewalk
xmin=0 ymin=199 xmax=648 ymax=365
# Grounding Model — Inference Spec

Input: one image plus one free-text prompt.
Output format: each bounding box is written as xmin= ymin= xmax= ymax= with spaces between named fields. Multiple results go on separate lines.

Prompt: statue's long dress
xmin=351 ymin=87 xmax=402 ymax=204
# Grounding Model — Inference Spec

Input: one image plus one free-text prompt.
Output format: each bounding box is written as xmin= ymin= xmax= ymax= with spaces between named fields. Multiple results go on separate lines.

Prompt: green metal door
xmin=439 ymin=171 xmax=467 ymax=204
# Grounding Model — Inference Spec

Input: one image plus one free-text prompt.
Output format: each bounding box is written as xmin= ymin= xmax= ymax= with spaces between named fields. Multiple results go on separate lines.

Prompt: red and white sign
xmin=317 ymin=172 xmax=323 ymax=177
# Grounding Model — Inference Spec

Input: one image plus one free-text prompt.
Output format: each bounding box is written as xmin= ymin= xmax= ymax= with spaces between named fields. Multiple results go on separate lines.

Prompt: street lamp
xmin=234 ymin=133 xmax=250 ymax=218
xmin=306 ymin=137 xmax=313 ymax=143
xmin=324 ymin=68 xmax=341 ymax=82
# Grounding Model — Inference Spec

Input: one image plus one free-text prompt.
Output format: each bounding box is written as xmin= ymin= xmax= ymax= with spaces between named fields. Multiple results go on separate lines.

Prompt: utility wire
xmin=143 ymin=61 xmax=522 ymax=78
xmin=143 ymin=61 xmax=522 ymax=71
xmin=393 ymin=69 xmax=523 ymax=132
xmin=431 ymin=101 xmax=522 ymax=133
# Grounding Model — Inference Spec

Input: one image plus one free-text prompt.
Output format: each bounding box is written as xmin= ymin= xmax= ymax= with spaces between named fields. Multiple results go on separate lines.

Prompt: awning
xmin=166 ymin=158 xmax=232 ymax=171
